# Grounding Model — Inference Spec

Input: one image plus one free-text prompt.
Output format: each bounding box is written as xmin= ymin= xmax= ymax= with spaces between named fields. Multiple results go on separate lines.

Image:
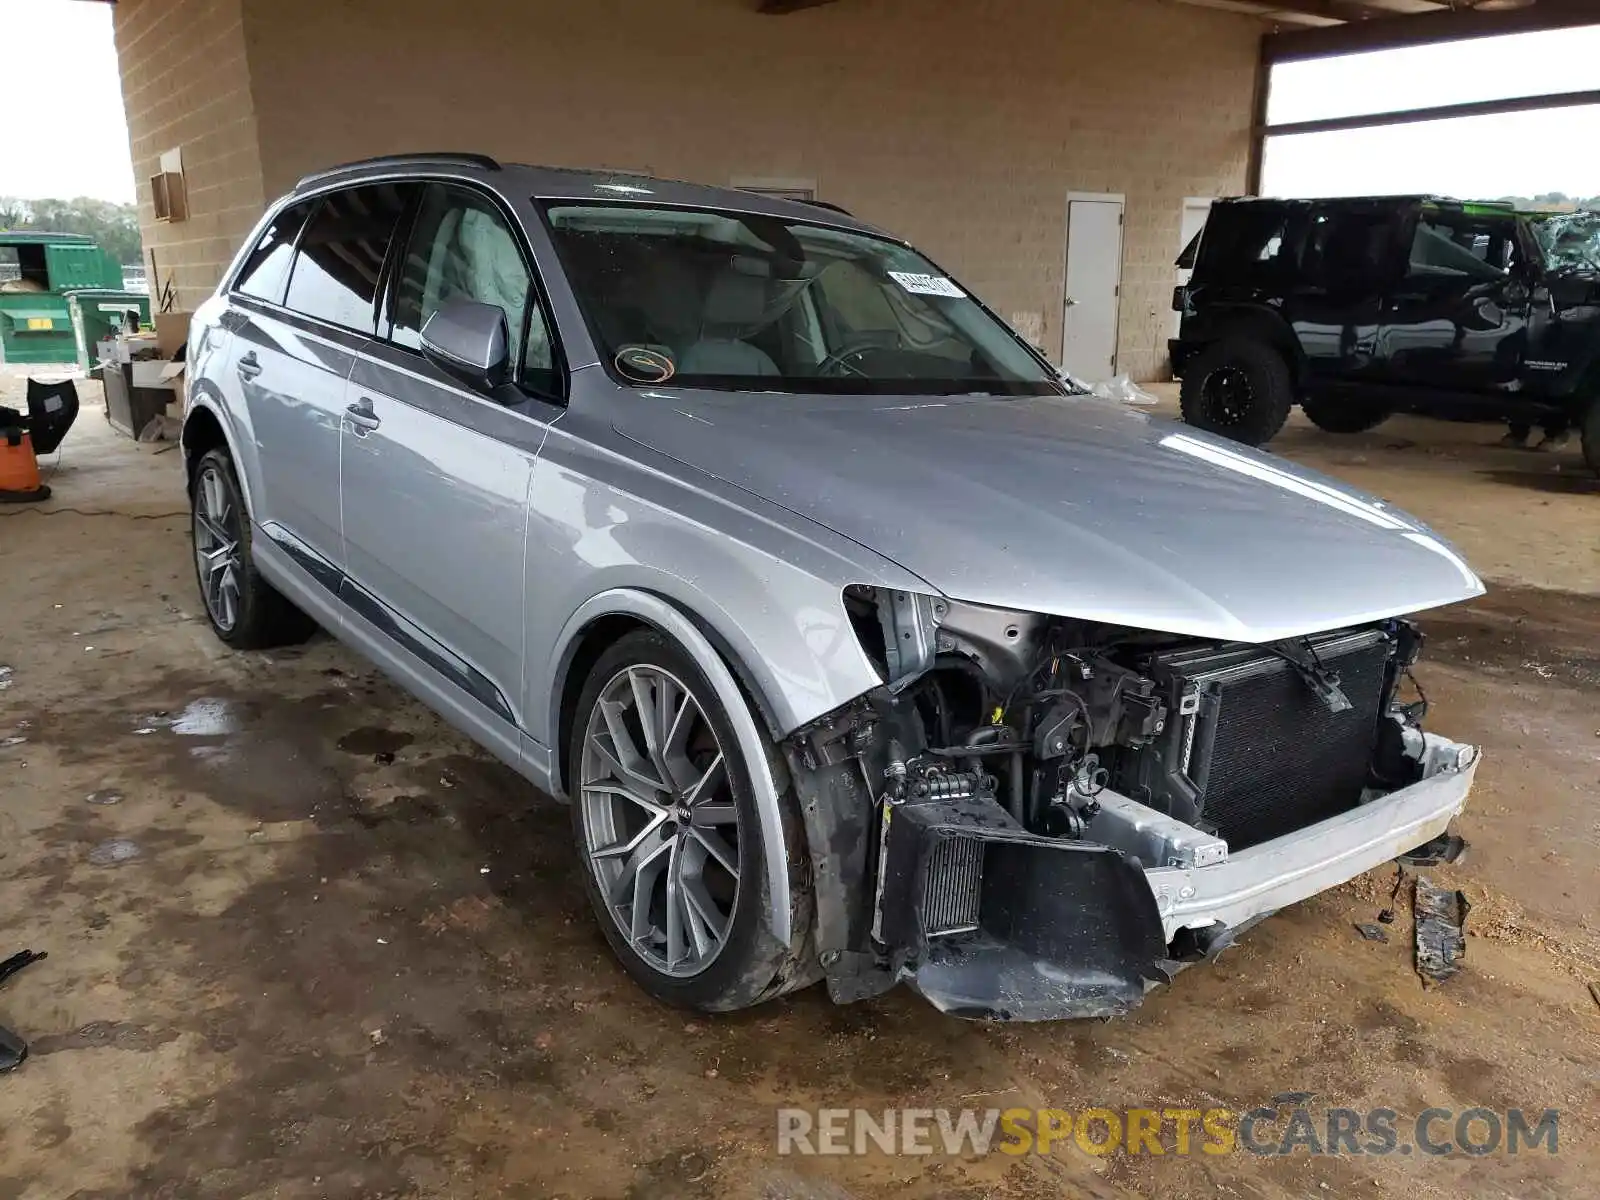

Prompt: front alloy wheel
xmin=568 ymin=629 xmax=815 ymax=1011
xmin=579 ymin=663 xmax=742 ymax=977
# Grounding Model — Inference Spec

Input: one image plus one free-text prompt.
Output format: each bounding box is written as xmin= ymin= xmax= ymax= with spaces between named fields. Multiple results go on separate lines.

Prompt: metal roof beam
xmin=1266 ymin=0 xmax=1600 ymax=62
xmin=1262 ymin=86 xmax=1600 ymax=136
xmin=757 ymin=0 xmax=839 ymax=12
xmin=1256 ymin=0 xmax=1436 ymax=20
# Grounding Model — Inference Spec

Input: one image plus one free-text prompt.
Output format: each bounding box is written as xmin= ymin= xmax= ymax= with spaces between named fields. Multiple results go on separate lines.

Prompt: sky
xmin=0 ymin=0 xmax=135 ymax=203
xmin=0 ymin=1 xmax=1594 ymax=208
xmin=1262 ymin=25 xmax=1600 ymax=201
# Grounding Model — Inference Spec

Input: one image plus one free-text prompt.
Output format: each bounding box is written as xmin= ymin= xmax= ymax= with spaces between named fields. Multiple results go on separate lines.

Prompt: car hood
xmin=612 ymin=391 xmax=1484 ymax=642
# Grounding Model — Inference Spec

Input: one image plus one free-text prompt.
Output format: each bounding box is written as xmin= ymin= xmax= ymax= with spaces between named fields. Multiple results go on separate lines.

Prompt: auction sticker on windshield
xmin=888 ymin=271 xmax=966 ymax=298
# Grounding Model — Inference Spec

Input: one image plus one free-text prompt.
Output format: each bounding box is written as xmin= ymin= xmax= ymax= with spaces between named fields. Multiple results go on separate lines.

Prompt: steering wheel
xmin=815 ymin=341 xmax=882 ymax=378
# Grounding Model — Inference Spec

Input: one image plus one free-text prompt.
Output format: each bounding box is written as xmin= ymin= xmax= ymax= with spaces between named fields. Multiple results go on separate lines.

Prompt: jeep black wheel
xmin=1179 ymin=339 xmax=1294 ymax=446
xmin=1582 ymin=398 xmax=1600 ymax=477
xmin=1301 ymin=396 xmax=1391 ymax=434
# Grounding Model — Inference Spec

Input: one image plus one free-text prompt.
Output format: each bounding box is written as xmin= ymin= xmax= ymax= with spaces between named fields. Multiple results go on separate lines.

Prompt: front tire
xmin=1301 ymin=396 xmax=1391 ymax=434
xmin=569 ymin=629 xmax=813 ymax=1011
xmin=190 ymin=448 xmax=315 ymax=649
xmin=1179 ymin=338 xmax=1294 ymax=446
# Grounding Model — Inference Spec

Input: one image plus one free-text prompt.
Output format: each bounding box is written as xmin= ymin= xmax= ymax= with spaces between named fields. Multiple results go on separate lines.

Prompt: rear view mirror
xmin=421 ymin=300 xmax=510 ymax=392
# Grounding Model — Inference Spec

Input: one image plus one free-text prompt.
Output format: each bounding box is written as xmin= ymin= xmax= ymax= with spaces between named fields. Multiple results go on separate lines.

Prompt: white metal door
xmin=1061 ymin=197 xmax=1125 ymax=380
xmin=1173 ymin=197 xmax=1215 ymax=338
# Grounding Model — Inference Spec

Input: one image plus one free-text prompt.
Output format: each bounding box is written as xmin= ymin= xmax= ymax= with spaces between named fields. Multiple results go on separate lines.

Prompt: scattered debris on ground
xmin=1414 ymin=877 xmax=1470 ymax=985
xmin=0 ymin=951 xmax=45 ymax=988
xmin=0 ymin=951 xmax=48 ymax=1074
xmin=1396 ymin=832 xmax=1468 ymax=868
xmin=86 ymin=838 xmax=141 ymax=867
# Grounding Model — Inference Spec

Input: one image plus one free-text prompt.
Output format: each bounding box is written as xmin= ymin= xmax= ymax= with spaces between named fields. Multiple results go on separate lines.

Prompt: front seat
xmin=679 ymin=270 xmax=780 ymax=377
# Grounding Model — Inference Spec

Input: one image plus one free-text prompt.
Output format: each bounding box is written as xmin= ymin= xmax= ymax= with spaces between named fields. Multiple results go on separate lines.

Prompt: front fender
xmin=182 ymin=393 xmax=257 ymax=514
xmin=521 ymin=431 xmax=925 ymax=746
xmin=547 ymin=587 xmax=797 ymax=947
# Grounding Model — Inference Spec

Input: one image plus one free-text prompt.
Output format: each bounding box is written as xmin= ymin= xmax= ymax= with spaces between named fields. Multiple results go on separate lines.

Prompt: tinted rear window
xmin=1302 ymin=209 xmax=1397 ymax=295
xmin=283 ymin=183 xmax=415 ymax=333
xmin=1194 ymin=206 xmax=1292 ymax=281
xmin=234 ymin=201 xmax=313 ymax=303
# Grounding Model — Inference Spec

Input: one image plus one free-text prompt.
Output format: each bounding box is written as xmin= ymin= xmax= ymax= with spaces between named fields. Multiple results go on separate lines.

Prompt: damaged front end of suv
xmin=784 ymin=588 xmax=1478 ymax=1022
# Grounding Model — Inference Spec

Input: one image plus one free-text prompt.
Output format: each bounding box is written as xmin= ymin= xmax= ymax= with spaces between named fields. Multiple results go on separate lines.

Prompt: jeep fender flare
xmin=1188 ymin=304 xmax=1305 ymax=385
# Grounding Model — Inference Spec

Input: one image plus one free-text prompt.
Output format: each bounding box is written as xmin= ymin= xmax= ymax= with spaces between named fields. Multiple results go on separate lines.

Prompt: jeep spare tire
xmin=1301 ymin=396 xmax=1391 ymax=434
xmin=1179 ymin=339 xmax=1294 ymax=446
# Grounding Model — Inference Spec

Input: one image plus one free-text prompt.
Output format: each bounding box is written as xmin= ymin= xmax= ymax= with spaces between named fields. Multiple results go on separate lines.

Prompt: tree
xmin=0 ymin=196 xmax=143 ymax=264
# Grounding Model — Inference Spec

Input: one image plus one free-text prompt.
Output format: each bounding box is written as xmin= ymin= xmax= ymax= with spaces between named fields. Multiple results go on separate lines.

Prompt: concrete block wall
xmin=119 ymin=0 xmax=1260 ymax=378
xmin=113 ymin=0 xmax=268 ymax=312
xmin=242 ymin=0 xmax=1258 ymax=380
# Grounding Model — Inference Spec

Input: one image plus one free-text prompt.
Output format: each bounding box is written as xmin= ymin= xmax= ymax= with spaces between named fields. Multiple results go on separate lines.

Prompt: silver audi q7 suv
xmin=183 ymin=154 xmax=1483 ymax=1020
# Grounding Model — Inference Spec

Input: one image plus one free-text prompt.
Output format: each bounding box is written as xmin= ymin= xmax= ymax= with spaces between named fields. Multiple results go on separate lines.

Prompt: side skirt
xmin=252 ymin=525 xmax=553 ymax=792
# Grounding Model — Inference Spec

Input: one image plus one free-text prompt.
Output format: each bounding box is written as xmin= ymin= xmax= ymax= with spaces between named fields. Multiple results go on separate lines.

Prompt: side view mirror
xmin=421 ymin=300 xmax=510 ymax=392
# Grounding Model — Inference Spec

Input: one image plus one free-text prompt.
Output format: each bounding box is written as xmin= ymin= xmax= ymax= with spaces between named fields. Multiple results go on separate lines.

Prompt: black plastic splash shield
xmin=880 ymin=799 xmax=1170 ymax=1021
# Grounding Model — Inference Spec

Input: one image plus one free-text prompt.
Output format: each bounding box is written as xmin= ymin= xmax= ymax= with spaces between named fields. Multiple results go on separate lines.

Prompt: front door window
xmin=390 ymin=186 xmax=559 ymax=397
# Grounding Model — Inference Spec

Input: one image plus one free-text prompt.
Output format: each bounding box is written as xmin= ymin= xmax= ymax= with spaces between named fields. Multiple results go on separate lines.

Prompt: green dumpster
xmin=0 ymin=232 xmax=130 ymax=365
xmin=66 ymin=289 xmax=152 ymax=374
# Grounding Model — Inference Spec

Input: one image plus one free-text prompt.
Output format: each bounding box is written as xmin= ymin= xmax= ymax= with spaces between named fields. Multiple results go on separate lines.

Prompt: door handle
xmin=345 ymin=399 xmax=381 ymax=435
xmin=236 ymin=352 xmax=262 ymax=380
xmin=1064 ymin=297 xmax=1079 ymax=308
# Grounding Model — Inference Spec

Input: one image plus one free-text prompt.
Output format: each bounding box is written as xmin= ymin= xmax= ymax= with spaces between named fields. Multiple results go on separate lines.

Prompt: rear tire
xmin=1582 ymin=398 xmax=1600 ymax=477
xmin=569 ymin=629 xmax=813 ymax=1012
xmin=190 ymin=447 xmax=316 ymax=649
xmin=1179 ymin=338 xmax=1294 ymax=446
xmin=1301 ymin=396 xmax=1391 ymax=434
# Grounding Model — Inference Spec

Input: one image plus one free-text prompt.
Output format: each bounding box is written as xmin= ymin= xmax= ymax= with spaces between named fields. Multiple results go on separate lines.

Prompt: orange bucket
xmin=0 ymin=429 xmax=48 ymax=503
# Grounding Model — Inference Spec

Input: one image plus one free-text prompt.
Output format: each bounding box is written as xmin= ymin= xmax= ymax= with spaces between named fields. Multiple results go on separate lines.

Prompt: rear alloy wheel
xmin=1179 ymin=338 xmax=1294 ymax=446
xmin=570 ymin=629 xmax=812 ymax=1011
xmin=189 ymin=448 xmax=316 ymax=649
xmin=1301 ymin=396 xmax=1391 ymax=434
xmin=193 ymin=460 xmax=245 ymax=635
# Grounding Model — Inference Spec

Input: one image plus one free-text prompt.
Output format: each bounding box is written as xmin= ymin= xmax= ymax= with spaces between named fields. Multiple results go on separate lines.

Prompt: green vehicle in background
xmin=0 ymin=231 xmax=148 ymax=365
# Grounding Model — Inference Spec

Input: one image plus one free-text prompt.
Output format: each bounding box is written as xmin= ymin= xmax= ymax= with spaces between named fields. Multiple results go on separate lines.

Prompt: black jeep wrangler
xmin=1170 ymin=196 xmax=1600 ymax=474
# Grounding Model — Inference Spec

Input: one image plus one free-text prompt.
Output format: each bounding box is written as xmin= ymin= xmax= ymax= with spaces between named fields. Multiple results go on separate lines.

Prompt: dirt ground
xmin=1 ymin=371 xmax=1596 ymax=1199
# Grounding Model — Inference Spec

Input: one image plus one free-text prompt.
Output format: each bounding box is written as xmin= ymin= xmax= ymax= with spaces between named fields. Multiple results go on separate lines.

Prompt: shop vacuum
xmin=0 ymin=378 xmax=79 ymax=504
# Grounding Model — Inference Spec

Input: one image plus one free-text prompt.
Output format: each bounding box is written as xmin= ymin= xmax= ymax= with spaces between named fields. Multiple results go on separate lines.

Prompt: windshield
xmin=539 ymin=201 xmax=1062 ymax=396
xmin=1530 ymin=210 xmax=1600 ymax=274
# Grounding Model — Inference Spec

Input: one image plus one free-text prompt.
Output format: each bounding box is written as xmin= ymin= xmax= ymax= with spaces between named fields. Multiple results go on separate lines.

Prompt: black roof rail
xmin=804 ymin=199 xmax=854 ymax=216
xmin=294 ymin=152 xmax=501 ymax=191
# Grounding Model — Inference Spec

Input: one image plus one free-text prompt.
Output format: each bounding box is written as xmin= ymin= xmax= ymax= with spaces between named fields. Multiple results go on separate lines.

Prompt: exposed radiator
xmin=1148 ymin=629 xmax=1391 ymax=851
xmin=921 ymin=835 xmax=984 ymax=936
